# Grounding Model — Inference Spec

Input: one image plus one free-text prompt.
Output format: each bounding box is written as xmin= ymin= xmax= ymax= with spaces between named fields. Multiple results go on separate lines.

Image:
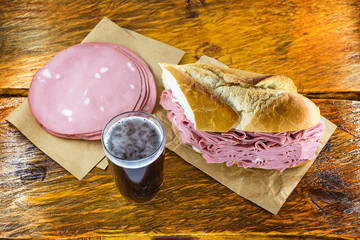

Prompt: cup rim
xmin=101 ymin=111 xmax=165 ymax=166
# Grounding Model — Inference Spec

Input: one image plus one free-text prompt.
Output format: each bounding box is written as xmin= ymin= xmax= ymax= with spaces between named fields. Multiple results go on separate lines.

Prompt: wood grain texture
xmin=1 ymin=0 xmax=360 ymax=239
xmin=1 ymin=98 xmax=359 ymax=239
xmin=1 ymin=0 xmax=360 ymax=97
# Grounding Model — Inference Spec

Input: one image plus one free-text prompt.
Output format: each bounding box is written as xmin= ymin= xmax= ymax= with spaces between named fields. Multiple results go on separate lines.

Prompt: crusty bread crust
xmin=161 ymin=62 xmax=321 ymax=132
xmin=160 ymin=63 xmax=240 ymax=132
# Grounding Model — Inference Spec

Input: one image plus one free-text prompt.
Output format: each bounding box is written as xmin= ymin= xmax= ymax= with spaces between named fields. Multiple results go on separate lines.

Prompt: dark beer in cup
xmin=101 ymin=111 xmax=165 ymax=203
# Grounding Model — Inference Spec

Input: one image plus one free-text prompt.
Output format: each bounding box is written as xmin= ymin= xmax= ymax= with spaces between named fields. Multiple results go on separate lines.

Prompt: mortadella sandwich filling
xmin=160 ymin=89 xmax=325 ymax=172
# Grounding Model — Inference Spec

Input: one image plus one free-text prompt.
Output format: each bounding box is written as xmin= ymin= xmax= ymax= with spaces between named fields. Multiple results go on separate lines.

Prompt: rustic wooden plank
xmin=304 ymin=92 xmax=360 ymax=101
xmin=1 ymin=0 xmax=360 ymax=95
xmin=3 ymin=89 xmax=360 ymax=102
xmin=0 ymin=98 xmax=359 ymax=239
xmin=316 ymin=98 xmax=360 ymax=139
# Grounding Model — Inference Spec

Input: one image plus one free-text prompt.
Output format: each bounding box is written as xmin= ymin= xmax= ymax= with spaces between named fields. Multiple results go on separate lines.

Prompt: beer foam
xmin=104 ymin=116 xmax=164 ymax=168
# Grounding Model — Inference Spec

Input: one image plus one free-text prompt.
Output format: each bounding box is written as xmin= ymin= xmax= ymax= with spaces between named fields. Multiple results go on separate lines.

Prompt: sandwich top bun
xmin=160 ymin=63 xmax=321 ymax=133
xmin=160 ymin=63 xmax=240 ymax=132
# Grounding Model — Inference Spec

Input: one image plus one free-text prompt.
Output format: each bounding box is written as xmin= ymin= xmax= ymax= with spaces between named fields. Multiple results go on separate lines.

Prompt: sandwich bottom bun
xmin=288 ymin=161 xmax=309 ymax=169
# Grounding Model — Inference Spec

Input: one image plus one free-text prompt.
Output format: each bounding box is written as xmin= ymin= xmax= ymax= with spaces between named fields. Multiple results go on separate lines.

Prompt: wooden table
xmin=1 ymin=0 xmax=359 ymax=239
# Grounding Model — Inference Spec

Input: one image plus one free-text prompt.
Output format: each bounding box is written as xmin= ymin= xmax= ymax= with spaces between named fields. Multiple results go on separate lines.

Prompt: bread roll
xmin=160 ymin=63 xmax=320 ymax=133
xmin=160 ymin=63 xmax=240 ymax=132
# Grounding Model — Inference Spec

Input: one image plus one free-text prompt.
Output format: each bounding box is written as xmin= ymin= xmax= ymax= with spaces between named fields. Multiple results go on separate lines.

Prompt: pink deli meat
xmin=28 ymin=42 xmax=156 ymax=140
xmin=160 ymin=89 xmax=325 ymax=172
xmin=97 ymin=42 xmax=157 ymax=113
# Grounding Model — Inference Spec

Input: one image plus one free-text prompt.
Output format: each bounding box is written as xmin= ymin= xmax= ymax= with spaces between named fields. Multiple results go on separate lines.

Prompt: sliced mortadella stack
xmin=160 ymin=89 xmax=325 ymax=172
xmin=28 ymin=42 xmax=156 ymax=140
xmin=113 ymin=44 xmax=157 ymax=113
xmin=89 ymin=42 xmax=156 ymax=113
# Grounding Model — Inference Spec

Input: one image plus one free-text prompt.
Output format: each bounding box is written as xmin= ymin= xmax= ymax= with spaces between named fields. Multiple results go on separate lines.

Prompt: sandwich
xmin=159 ymin=63 xmax=325 ymax=172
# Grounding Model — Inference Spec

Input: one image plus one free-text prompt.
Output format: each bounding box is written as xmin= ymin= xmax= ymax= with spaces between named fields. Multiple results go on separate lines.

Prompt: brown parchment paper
xmin=152 ymin=55 xmax=337 ymax=214
xmin=6 ymin=17 xmax=185 ymax=180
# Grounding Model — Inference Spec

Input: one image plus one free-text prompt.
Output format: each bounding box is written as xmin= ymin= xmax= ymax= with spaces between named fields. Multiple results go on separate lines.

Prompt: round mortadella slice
xmin=92 ymin=42 xmax=157 ymax=113
xmin=28 ymin=42 xmax=156 ymax=140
